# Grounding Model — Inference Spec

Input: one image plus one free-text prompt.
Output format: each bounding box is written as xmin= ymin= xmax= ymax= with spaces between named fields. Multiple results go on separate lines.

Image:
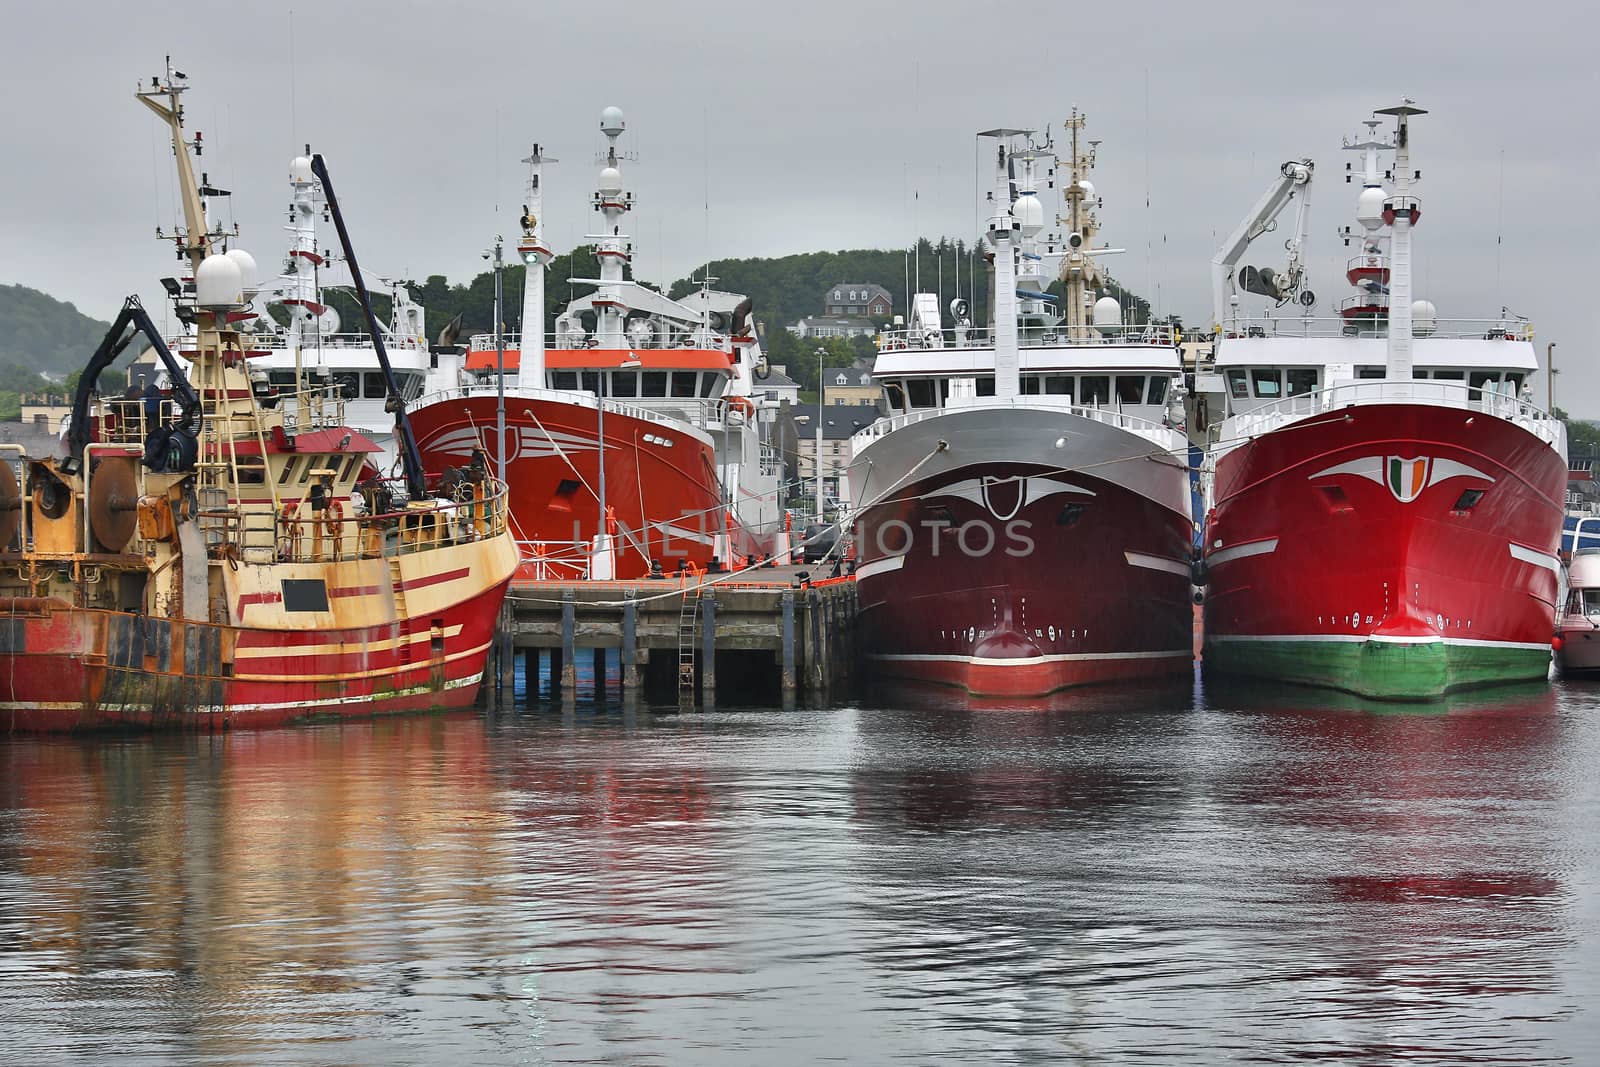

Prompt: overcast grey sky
xmin=4 ymin=0 xmax=1597 ymax=409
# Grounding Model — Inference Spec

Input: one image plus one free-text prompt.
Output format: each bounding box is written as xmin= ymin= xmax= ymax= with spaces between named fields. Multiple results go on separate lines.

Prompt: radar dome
xmin=289 ymin=156 xmax=314 ymax=184
xmin=224 ymin=248 xmax=259 ymax=293
xmin=598 ymin=166 xmax=623 ymax=194
xmin=1356 ymin=186 xmax=1388 ymax=231
xmin=1077 ymin=179 xmax=1096 ymax=201
xmin=1093 ymin=295 xmax=1123 ymax=330
xmin=600 ymin=106 xmax=625 ymax=136
xmin=1011 ymin=192 xmax=1045 ymax=235
xmin=1411 ymin=299 xmax=1438 ymax=336
xmin=195 ymin=253 xmax=243 ymax=310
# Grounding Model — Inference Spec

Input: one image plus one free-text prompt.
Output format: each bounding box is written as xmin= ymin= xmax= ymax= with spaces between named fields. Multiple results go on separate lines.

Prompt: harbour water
xmin=1 ymin=675 xmax=1596 ymax=1064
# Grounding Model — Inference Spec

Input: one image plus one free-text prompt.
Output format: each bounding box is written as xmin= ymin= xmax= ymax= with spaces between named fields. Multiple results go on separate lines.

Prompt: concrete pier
xmin=495 ymin=567 xmax=857 ymax=704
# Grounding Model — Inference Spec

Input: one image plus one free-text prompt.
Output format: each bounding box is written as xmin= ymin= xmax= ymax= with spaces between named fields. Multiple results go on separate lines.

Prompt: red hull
xmin=1203 ymin=404 xmax=1565 ymax=687
xmin=855 ymin=463 xmax=1193 ymax=697
xmin=408 ymin=394 xmax=751 ymax=578
xmin=1 ymin=578 xmax=511 ymax=733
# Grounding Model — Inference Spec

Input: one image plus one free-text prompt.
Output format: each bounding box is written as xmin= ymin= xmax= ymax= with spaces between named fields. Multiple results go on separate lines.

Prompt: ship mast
xmin=136 ymin=61 xmax=210 ymax=274
xmin=1376 ymin=101 xmax=1426 ymax=381
xmin=590 ymin=107 xmax=633 ymax=348
xmin=517 ymin=143 xmax=556 ymax=384
xmin=988 ymin=137 xmax=1021 ymax=400
xmin=1058 ymin=108 xmax=1103 ymax=337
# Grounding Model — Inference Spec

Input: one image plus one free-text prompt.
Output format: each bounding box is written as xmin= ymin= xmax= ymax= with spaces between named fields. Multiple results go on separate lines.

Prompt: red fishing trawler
xmin=0 ymin=68 xmax=518 ymax=731
xmin=845 ymin=116 xmax=1194 ymax=697
xmin=407 ymin=109 xmax=781 ymax=580
xmin=1200 ymin=103 xmax=1566 ymax=700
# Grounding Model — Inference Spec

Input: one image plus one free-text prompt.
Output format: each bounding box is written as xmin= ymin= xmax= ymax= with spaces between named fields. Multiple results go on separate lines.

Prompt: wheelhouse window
xmin=362 ymin=372 xmax=387 ymax=399
xmin=1357 ymin=367 xmax=1385 ymax=379
xmin=1469 ymin=371 xmax=1499 ymax=392
xmin=975 ymin=376 xmax=996 ymax=397
xmin=699 ymin=373 xmax=719 ymax=398
xmin=1116 ymin=376 xmax=1146 ymax=404
xmin=1080 ymin=376 xmax=1110 ymax=404
xmin=907 ymin=379 xmax=937 ymax=409
xmin=332 ymin=372 xmax=359 ymax=399
xmin=1226 ymin=369 xmax=1248 ymax=399
xmin=1044 ymin=375 xmax=1073 ymax=398
xmin=233 ymin=456 xmax=266 ymax=485
xmin=1286 ymin=368 xmax=1319 ymax=397
xmin=581 ymin=371 xmax=601 ymax=394
xmin=1432 ymin=369 xmax=1465 ymax=381
xmin=1147 ymin=376 xmax=1169 ymax=405
xmin=671 ymin=372 xmax=698 ymax=398
xmin=1251 ymin=369 xmax=1282 ymax=398
xmin=1020 ymin=376 xmax=1042 ymax=395
xmin=551 ymin=371 xmax=578 ymax=390
xmin=641 ymin=371 xmax=668 ymax=397
xmin=1505 ymin=372 xmax=1525 ymax=392
xmin=611 ymin=371 xmax=638 ymax=398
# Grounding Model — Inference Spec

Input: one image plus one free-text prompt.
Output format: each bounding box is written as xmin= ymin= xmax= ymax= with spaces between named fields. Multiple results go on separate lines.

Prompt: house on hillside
xmin=823 ymin=283 xmax=892 ymax=318
xmin=790 ymin=316 xmax=878 ymax=339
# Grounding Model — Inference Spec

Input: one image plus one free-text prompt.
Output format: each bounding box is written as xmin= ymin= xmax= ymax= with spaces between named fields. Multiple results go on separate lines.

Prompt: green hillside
xmin=0 ymin=284 xmax=110 ymax=377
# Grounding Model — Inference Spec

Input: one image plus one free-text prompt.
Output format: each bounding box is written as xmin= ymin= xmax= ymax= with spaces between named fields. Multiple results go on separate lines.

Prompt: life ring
xmin=280 ymin=502 xmax=302 ymax=557
xmin=322 ymin=498 xmax=344 ymax=542
xmin=726 ymin=396 xmax=755 ymax=420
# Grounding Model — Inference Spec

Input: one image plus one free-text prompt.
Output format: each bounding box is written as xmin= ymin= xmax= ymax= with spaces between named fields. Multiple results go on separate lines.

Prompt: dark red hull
xmin=854 ymin=462 xmax=1194 ymax=697
xmin=0 ymin=578 xmax=511 ymax=733
xmin=408 ymin=394 xmax=749 ymax=578
xmin=1203 ymin=404 xmax=1566 ymax=698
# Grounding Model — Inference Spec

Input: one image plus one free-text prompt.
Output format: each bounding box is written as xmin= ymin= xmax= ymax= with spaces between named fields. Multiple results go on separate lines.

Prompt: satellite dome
xmin=1093 ymin=296 xmax=1123 ymax=329
xmin=1011 ymin=192 xmax=1045 ymax=235
xmin=195 ymin=253 xmax=243 ymax=310
xmin=600 ymin=106 xmax=625 ymax=136
xmin=1077 ymin=179 xmax=1096 ymax=201
xmin=1356 ymin=186 xmax=1388 ymax=231
xmin=289 ymin=156 xmax=314 ymax=184
xmin=1411 ymin=299 xmax=1438 ymax=336
xmin=598 ymin=166 xmax=623 ymax=194
xmin=224 ymin=248 xmax=259 ymax=293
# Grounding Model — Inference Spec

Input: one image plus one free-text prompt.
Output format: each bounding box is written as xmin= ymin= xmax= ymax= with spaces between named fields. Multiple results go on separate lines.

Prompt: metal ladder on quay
xmin=677 ymin=589 xmax=699 ymax=693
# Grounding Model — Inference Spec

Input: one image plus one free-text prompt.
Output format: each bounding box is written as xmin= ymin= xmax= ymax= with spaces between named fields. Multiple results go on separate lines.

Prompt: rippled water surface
xmin=2 ymin=675 xmax=1597 ymax=1064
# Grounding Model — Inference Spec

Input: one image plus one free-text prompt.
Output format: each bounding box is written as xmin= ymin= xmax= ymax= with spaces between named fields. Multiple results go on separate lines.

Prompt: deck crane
xmin=1211 ymin=159 xmax=1314 ymax=333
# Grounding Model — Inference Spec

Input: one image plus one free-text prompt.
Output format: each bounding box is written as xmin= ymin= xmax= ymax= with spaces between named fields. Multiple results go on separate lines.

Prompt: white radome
xmin=1011 ymin=192 xmax=1045 ymax=235
xmin=600 ymin=106 xmax=625 ymax=135
xmin=195 ymin=253 xmax=243 ymax=309
xmin=224 ymin=248 xmax=259 ymax=293
xmin=289 ymin=156 xmax=314 ymax=184
xmin=1077 ymin=179 xmax=1096 ymax=201
xmin=598 ymin=166 xmax=623 ymax=195
xmin=1356 ymin=186 xmax=1388 ymax=231
xmin=1093 ymin=295 xmax=1122 ymax=328
xmin=1411 ymin=299 xmax=1438 ymax=336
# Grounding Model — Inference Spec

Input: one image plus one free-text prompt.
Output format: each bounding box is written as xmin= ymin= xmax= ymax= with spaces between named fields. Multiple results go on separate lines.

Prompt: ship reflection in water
xmin=0 ymin=678 xmax=1593 ymax=1062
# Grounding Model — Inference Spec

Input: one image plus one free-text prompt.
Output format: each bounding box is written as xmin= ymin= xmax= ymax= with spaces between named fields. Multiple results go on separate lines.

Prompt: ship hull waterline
xmin=1202 ymin=402 xmax=1564 ymax=701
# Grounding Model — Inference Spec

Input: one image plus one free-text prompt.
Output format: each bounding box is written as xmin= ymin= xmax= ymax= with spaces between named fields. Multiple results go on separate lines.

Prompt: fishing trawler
xmin=1200 ymin=103 xmax=1566 ymax=699
xmin=845 ymin=115 xmax=1193 ymax=697
xmin=406 ymin=108 xmax=782 ymax=580
xmin=0 ymin=68 xmax=518 ymax=731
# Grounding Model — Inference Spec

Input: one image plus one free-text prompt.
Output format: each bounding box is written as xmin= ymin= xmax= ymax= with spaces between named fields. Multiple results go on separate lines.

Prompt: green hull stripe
xmin=1204 ymin=636 xmax=1550 ymax=701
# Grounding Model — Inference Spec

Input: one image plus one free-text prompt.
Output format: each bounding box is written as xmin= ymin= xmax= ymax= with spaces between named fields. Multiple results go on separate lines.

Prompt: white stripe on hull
xmin=873 ymin=650 xmax=1192 ymax=667
xmin=1207 ymin=633 xmax=1552 ymax=652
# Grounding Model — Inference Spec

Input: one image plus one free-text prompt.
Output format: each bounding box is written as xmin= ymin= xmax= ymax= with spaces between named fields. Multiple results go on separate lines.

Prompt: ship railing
xmin=516 ymin=539 xmax=591 ymax=581
xmin=1218 ymin=380 xmax=1566 ymax=452
xmin=876 ymin=323 xmax=1179 ymax=351
xmin=1216 ymin=315 xmax=1536 ymax=342
xmin=255 ymin=476 xmax=513 ymax=565
xmin=408 ymin=384 xmax=720 ymax=445
xmin=255 ymin=330 xmax=428 ymax=351
xmin=263 ymin=382 xmax=349 ymax=432
xmin=849 ymin=395 xmax=1187 ymax=454
xmin=467 ymin=330 xmax=733 ymax=352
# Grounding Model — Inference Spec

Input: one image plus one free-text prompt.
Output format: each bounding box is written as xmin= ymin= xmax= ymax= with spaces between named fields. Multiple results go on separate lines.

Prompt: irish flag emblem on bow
xmin=1386 ymin=456 xmax=1431 ymax=503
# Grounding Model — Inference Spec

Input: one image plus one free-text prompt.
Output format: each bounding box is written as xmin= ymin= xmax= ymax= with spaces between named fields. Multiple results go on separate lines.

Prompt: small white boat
xmin=1555 ymin=548 xmax=1600 ymax=672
